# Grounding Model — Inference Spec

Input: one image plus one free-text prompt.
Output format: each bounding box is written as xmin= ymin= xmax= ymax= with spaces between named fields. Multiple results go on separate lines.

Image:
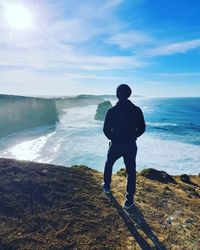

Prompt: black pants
xmin=103 ymin=141 xmax=137 ymax=203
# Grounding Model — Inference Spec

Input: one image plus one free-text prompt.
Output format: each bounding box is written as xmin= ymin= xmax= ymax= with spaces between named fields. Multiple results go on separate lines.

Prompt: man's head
xmin=116 ymin=84 xmax=132 ymax=100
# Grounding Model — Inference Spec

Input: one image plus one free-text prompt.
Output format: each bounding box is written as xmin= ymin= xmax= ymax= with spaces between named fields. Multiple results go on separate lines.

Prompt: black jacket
xmin=103 ymin=100 xmax=145 ymax=143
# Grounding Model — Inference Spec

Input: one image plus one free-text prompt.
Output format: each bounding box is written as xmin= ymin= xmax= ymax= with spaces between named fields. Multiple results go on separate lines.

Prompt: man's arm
xmin=103 ymin=109 xmax=113 ymax=140
xmin=136 ymin=108 xmax=146 ymax=138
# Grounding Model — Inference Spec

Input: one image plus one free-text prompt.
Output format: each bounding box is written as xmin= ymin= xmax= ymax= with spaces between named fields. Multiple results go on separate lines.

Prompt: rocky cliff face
xmin=0 ymin=158 xmax=199 ymax=249
xmin=94 ymin=100 xmax=112 ymax=121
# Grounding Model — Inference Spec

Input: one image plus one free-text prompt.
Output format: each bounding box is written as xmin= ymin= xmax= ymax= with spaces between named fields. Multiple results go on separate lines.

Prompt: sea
xmin=0 ymin=95 xmax=199 ymax=175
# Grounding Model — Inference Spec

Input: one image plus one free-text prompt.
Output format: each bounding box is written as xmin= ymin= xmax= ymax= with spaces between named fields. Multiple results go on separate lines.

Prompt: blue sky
xmin=0 ymin=0 xmax=200 ymax=97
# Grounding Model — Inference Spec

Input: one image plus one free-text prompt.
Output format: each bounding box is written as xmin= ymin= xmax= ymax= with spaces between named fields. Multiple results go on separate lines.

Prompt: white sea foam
xmin=146 ymin=122 xmax=178 ymax=127
xmin=1 ymin=131 xmax=56 ymax=162
xmin=136 ymin=134 xmax=200 ymax=175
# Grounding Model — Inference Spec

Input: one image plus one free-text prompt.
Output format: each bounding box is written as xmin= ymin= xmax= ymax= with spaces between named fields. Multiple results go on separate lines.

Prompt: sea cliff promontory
xmin=0 ymin=158 xmax=199 ymax=249
xmin=94 ymin=100 xmax=112 ymax=121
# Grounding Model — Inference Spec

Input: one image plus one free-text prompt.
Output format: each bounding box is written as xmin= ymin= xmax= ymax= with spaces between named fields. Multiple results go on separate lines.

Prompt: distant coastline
xmin=0 ymin=94 xmax=104 ymax=138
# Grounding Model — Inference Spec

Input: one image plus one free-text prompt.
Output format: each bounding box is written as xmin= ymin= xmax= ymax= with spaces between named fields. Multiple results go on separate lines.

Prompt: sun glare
xmin=5 ymin=4 xmax=32 ymax=30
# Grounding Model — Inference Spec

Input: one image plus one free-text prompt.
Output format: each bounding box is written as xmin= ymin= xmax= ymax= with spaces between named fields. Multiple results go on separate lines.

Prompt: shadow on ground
xmin=106 ymin=192 xmax=167 ymax=250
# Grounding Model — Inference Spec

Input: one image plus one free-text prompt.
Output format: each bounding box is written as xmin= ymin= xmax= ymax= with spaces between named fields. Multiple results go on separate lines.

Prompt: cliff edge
xmin=0 ymin=158 xmax=199 ymax=249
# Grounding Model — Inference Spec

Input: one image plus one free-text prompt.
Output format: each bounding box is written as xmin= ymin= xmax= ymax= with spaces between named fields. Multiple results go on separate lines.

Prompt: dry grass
xmin=0 ymin=158 xmax=200 ymax=249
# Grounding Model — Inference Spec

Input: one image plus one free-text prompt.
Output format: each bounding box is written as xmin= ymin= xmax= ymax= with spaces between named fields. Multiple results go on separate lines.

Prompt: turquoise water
xmin=0 ymin=96 xmax=199 ymax=175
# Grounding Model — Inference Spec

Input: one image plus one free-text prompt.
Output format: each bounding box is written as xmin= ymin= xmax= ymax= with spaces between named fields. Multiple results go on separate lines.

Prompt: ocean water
xmin=0 ymin=97 xmax=199 ymax=175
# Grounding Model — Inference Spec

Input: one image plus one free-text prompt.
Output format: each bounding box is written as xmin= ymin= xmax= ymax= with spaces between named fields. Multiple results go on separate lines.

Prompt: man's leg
xmin=123 ymin=143 xmax=137 ymax=203
xmin=103 ymin=143 xmax=121 ymax=189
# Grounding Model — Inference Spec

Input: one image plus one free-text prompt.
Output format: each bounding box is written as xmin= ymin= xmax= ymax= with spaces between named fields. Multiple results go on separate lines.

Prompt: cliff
xmin=94 ymin=101 xmax=112 ymax=121
xmin=0 ymin=158 xmax=199 ymax=249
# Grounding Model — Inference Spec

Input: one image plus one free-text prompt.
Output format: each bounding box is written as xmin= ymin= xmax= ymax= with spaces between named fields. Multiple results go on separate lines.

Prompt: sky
xmin=0 ymin=0 xmax=200 ymax=97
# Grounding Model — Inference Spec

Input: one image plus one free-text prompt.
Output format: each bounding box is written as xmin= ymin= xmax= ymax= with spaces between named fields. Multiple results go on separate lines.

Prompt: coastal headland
xmin=0 ymin=158 xmax=199 ymax=249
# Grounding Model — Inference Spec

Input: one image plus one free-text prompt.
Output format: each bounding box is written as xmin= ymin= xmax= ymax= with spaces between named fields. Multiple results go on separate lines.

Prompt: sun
xmin=5 ymin=4 xmax=33 ymax=30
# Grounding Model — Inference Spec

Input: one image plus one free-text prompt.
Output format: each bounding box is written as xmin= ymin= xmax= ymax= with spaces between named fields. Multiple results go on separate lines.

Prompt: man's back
xmin=103 ymin=99 xmax=145 ymax=143
xmin=102 ymin=84 xmax=145 ymax=209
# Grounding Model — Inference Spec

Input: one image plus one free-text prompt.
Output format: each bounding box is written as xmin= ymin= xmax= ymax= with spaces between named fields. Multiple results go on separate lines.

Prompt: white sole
xmin=123 ymin=203 xmax=134 ymax=209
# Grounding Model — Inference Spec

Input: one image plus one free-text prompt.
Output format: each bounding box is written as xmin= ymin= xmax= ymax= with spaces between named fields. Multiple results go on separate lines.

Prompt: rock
xmin=71 ymin=165 xmax=94 ymax=171
xmin=94 ymin=101 xmax=112 ymax=121
xmin=164 ymin=186 xmax=171 ymax=192
xmin=140 ymin=168 xmax=176 ymax=184
xmin=116 ymin=168 xmax=138 ymax=177
xmin=180 ymin=174 xmax=197 ymax=186
xmin=185 ymin=218 xmax=194 ymax=224
xmin=116 ymin=168 xmax=127 ymax=177
xmin=182 ymin=186 xmax=200 ymax=197
xmin=180 ymin=174 xmax=191 ymax=184
xmin=166 ymin=217 xmax=173 ymax=225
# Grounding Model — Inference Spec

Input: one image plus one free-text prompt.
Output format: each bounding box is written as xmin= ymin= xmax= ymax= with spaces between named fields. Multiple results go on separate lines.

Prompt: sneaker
xmin=101 ymin=183 xmax=111 ymax=194
xmin=123 ymin=200 xmax=134 ymax=209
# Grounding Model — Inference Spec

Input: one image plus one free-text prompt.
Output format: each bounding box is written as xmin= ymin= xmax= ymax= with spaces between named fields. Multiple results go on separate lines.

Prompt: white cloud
xmin=145 ymin=39 xmax=200 ymax=56
xmin=152 ymin=72 xmax=200 ymax=77
xmin=77 ymin=55 xmax=145 ymax=70
xmin=0 ymin=43 xmax=145 ymax=72
xmin=106 ymin=30 xmax=152 ymax=49
xmin=72 ymin=0 xmax=123 ymax=19
xmin=47 ymin=19 xmax=107 ymax=45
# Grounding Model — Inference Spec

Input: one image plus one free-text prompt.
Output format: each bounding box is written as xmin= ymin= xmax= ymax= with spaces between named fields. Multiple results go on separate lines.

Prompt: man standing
xmin=102 ymin=84 xmax=145 ymax=209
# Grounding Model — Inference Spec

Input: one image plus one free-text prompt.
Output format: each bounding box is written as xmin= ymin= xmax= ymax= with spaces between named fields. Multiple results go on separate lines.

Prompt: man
xmin=102 ymin=84 xmax=145 ymax=209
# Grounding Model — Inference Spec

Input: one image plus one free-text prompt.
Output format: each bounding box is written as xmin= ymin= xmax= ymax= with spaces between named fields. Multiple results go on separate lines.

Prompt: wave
xmin=146 ymin=122 xmax=200 ymax=131
xmin=147 ymin=122 xmax=178 ymax=127
xmin=0 ymin=94 xmax=103 ymax=138
xmin=136 ymin=134 xmax=200 ymax=175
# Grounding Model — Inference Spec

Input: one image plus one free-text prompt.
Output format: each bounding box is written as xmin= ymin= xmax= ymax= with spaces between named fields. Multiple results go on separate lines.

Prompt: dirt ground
xmin=0 ymin=158 xmax=200 ymax=249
